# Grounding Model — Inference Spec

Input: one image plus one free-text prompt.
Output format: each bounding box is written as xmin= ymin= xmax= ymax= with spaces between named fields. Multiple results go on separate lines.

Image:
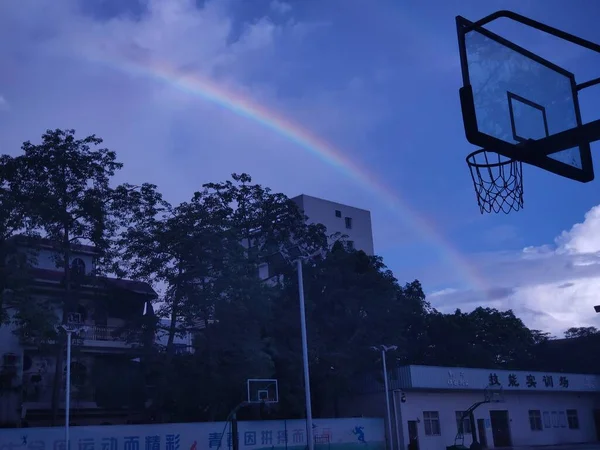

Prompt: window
xmin=71 ymin=258 xmax=86 ymax=276
xmin=543 ymin=411 xmax=551 ymax=428
xmin=567 ymin=409 xmax=579 ymax=429
xmin=455 ymin=411 xmax=472 ymax=434
xmin=559 ymin=411 xmax=567 ymax=428
xmin=551 ymin=411 xmax=559 ymax=428
xmin=423 ymin=411 xmax=441 ymax=436
xmin=529 ymin=410 xmax=543 ymax=431
xmin=67 ymin=312 xmax=83 ymax=324
xmin=335 ymin=210 xmax=342 ymax=218
xmin=345 ymin=217 xmax=353 ymax=229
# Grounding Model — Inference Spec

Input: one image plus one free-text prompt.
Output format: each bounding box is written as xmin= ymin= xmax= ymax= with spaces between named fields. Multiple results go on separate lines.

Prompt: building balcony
xmin=76 ymin=325 xmax=142 ymax=350
xmin=21 ymin=324 xmax=143 ymax=350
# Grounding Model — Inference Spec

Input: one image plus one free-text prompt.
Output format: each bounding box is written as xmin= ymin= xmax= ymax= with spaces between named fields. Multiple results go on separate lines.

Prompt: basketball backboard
xmin=246 ymin=378 xmax=279 ymax=404
xmin=484 ymin=384 xmax=505 ymax=403
xmin=457 ymin=10 xmax=600 ymax=214
xmin=457 ymin=13 xmax=598 ymax=183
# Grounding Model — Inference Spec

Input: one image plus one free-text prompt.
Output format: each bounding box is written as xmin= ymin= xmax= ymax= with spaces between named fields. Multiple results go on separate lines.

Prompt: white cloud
xmin=270 ymin=1 xmax=292 ymax=15
xmin=0 ymin=95 xmax=8 ymax=111
xmin=430 ymin=204 xmax=600 ymax=335
xmin=555 ymin=205 xmax=600 ymax=254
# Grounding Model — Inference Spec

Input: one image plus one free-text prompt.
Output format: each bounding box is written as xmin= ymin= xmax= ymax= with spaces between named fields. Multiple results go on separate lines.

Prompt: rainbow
xmin=89 ymin=56 xmax=487 ymax=294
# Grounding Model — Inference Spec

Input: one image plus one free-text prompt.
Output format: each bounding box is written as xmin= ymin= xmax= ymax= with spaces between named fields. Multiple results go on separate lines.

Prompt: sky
xmin=0 ymin=0 xmax=599 ymax=336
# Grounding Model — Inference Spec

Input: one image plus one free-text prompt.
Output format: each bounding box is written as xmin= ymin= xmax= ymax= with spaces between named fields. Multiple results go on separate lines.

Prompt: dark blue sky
xmin=0 ymin=0 xmax=599 ymax=334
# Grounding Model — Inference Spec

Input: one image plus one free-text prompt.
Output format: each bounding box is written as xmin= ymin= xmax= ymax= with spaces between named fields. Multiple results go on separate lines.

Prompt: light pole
xmin=296 ymin=258 xmax=314 ymax=450
xmin=60 ymin=324 xmax=88 ymax=450
xmin=371 ymin=345 xmax=397 ymax=450
xmin=265 ymin=245 xmax=322 ymax=450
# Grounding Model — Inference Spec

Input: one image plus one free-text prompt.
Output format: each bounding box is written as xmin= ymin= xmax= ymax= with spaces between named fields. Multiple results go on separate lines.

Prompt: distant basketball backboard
xmin=456 ymin=10 xmax=600 ymax=213
xmin=484 ymin=384 xmax=505 ymax=403
xmin=246 ymin=378 xmax=278 ymax=404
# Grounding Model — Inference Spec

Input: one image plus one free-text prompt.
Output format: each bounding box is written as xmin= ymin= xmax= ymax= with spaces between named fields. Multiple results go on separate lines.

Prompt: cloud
xmin=429 ymin=205 xmax=600 ymax=335
xmin=270 ymin=1 xmax=292 ymax=15
xmin=0 ymin=95 xmax=8 ymax=111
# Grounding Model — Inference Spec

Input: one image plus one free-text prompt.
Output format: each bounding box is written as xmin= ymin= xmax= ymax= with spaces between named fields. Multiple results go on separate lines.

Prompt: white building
xmin=0 ymin=237 xmax=157 ymax=426
xmin=292 ymin=194 xmax=375 ymax=255
xmin=343 ymin=365 xmax=600 ymax=450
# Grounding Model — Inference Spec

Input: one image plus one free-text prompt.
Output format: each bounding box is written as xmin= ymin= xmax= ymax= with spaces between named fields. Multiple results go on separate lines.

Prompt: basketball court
xmin=456 ymin=11 xmax=600 ymax=214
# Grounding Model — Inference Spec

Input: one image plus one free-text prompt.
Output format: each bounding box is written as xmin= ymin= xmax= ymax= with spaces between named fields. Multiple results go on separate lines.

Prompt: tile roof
xmin=30 ymin=268 xmax=157 ymax=298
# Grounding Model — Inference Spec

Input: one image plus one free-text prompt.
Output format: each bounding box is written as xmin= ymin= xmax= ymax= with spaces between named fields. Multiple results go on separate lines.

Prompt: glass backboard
xmin=457 ymin=16 xmax=594 ymax=182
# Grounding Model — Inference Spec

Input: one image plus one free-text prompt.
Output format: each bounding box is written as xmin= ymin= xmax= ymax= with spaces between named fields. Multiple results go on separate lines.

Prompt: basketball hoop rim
xmin=466 ymin=149 xmax=518 ymax=169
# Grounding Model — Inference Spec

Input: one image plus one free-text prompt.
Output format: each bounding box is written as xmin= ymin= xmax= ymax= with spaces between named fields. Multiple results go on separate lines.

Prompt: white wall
xmin=32 ymin=248 xmax=95 ymax=274
xmin=293 ymin=195 xmax=375 ymax=255
xmin=397 ymin=390 xmax=600 ymax=450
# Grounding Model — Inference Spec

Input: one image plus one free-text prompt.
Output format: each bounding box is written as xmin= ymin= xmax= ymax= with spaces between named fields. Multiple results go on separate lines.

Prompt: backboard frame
xmin=246 ymin=378 xmax=279 ymax=404
xmin=484 ymin=384 xmax=505 ymax=403
xmin=456 ymin=12 xmax=598 ymax=183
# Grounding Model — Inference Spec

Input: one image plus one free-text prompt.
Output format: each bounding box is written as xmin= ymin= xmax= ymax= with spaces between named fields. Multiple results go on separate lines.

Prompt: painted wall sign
xmin=0 ymin=417 xmax=385 ymax=450
xmin=406 ymin=365 xmax=600 ymax=392
xmin=447 ymin=370 xmax=469 ymax=387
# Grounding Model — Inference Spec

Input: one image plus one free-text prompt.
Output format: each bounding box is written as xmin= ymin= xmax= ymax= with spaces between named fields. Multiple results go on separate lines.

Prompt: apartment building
xmin=292 ymin=194 xmax=375 ymax=255
xmin=0 ymin=237 xmax=157 ymax=426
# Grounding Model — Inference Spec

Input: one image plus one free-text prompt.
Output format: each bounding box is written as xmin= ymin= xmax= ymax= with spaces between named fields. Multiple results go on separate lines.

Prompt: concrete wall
xmin=293 ymin=194 xmax=375 ymax=255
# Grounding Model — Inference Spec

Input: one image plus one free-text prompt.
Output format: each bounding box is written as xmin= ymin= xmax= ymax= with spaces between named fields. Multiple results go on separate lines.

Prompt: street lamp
xmin=267 ymin=245 xmax=323 ymax=450
xmin=59 ymin=324 xmax=88 ymax=449
xmin=594 ymin=305 xmax=600 ymax=313
xmin=295 ymin=257 xmax=315 ymax=450
xmin=371 ymin=345 xmax=397 ymax=450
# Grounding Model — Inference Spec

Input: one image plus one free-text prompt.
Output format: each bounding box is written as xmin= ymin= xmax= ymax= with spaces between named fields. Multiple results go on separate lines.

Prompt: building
xmin=292 ymin=194 xmax=375 ymax=256
xmin=155 ymin=318 xmax=196 ymax=355
xmin=343 ymin=365 xmax=600 ymax=450
xmin=0 ymin=237 xmax=157 ymax=426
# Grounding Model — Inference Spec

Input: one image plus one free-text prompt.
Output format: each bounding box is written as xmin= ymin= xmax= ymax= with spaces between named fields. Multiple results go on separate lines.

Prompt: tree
xmin=114 ymin=180 xmax=267 ymax=420
xmin=13 ymin=129 xmax=123 ymax=424
xmin=564 ymin=326 xmax=598 ymax=339
xmin=0 ymin=155 xmax=61 ymax=399
xmin=0 ymin=155 xmax=32 ymax=325
xmin=528 ymin=327 xmax=600 ymax=374
xmin=268 ymin=242 xmax=431 ymax=418
xmin=120 ymin=173 xmax=329 ymax=421
xmin=415 ymin=307 xmax=547 ymax=370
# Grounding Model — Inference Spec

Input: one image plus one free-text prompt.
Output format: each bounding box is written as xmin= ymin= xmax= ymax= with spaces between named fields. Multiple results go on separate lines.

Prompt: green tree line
xmin=0 ymin=129 xmax=593 ymax=426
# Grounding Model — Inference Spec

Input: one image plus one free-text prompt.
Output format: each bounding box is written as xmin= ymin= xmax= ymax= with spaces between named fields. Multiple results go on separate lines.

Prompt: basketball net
xmin=467 ymin=149 xmax=524 ymax=214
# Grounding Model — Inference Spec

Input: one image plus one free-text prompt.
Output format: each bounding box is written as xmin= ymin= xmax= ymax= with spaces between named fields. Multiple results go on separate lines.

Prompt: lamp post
xmin=265 ymin=246 xmax=320 ymax=450
xmin=60 ymin=324 xmax=88 ymax=450
xmin=371 ymin=345 xmax=397 ymax=450
xmin=296 ymin=258 xmax=314 ymax=450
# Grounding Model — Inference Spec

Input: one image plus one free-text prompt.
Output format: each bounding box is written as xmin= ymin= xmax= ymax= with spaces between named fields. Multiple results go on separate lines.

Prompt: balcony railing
xmin=73 ymin=325 xmax=141 ymax=346
xmin=78 ymin=325 xmax=121 ymax=341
